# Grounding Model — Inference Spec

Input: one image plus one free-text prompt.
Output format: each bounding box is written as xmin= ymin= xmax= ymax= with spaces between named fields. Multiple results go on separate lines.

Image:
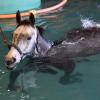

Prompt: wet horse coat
xmin=31 ymin=27 xmax=100 ymax=75
xmin=48 ymin=27 xmax=100 ymax=58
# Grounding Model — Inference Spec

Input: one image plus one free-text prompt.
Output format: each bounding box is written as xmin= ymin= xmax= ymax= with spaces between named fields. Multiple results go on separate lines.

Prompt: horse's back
xmin=47 ymin=27 xmax=100 ymax=58
xmin=66 ymin=27 xmax=100 ymax=42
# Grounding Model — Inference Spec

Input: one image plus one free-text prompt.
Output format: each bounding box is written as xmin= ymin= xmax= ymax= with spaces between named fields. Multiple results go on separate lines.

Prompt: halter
xmin=0 ymin=26 xmax=39 ymax=59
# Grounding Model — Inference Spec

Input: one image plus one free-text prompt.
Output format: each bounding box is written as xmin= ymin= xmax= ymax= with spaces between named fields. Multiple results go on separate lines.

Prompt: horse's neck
xmin=35 ymin=33 xmax=52 ymax=57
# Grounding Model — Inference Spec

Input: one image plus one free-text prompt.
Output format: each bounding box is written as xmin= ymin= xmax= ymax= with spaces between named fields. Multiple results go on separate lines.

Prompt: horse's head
xmin=5 ymin=11 xmax=38 ymax=69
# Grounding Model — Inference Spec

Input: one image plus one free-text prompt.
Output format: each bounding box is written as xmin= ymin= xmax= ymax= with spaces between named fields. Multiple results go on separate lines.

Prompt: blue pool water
xmin=0 ymin=0 xmax=100 ymax=100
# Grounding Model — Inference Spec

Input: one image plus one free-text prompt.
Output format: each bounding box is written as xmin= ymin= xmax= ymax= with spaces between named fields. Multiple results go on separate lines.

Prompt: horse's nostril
xmin=6 ymin=57 xmax=16 ymax=66
xmin=6 ymin=61 xmax=12 ymax=66
xmin=13 ymin=57 xmax=16 ymax=63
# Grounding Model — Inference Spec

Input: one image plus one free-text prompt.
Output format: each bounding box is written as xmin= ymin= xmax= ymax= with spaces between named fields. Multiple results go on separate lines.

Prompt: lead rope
xmin=0 ymin=26 xmax=12 ymax=49
xmin=0 ymin=26 xmax=23 ymax=55
xmin=21 ymin=69 xmax=25 ymax=93
xmin=0 ymin=27 xmax=25 ymax=92
xmin=0 ymin=26 xmax=38 ymax=92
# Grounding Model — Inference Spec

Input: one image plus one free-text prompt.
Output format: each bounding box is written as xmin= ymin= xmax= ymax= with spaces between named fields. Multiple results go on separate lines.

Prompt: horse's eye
xmin=27 ymin=37 xmax=32 ymax=40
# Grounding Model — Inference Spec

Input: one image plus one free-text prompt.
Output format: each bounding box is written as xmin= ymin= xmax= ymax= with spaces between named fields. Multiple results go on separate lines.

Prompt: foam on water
xmin=81 ymin=17 xmax=100 ymax=28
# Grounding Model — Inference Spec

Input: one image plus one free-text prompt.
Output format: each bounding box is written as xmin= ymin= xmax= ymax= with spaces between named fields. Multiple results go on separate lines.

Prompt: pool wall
xmin=0 ymin=0 xmax=41 ymax=14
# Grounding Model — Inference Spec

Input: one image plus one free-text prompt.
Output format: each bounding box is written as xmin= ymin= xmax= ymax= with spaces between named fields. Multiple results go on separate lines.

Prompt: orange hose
xmin=0 ymin=0 xmax=67 ymax=19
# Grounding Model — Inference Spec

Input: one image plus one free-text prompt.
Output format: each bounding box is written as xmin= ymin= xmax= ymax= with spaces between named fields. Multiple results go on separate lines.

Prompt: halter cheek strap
xmin=28 ymin=26 xmax=39 ymax=57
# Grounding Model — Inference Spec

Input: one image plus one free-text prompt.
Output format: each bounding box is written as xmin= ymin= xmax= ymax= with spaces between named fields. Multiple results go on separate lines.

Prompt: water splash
xmin=80 ymin=17 xmax=100 ymax=28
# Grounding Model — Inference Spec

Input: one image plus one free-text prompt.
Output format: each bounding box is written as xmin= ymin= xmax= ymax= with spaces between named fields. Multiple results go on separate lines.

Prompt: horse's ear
xmin=29 ymin=13 xmax=35 ymax=25
xmin=16 ymin=10 xmax=21 ymax=25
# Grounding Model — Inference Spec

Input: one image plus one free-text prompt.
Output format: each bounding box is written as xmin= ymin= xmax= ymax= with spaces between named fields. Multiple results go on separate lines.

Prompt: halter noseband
xmin=10 ymin=43 xmax=23 ymax=55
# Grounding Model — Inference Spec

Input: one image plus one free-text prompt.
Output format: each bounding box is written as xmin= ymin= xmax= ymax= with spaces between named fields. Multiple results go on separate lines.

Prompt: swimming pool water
xmin=0 ymin=0 xmax=100 ymax=100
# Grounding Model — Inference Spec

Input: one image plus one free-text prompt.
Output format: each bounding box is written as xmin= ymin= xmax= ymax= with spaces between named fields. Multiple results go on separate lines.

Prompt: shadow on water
xmin=59 ymin=72 xmax=83 ymax=85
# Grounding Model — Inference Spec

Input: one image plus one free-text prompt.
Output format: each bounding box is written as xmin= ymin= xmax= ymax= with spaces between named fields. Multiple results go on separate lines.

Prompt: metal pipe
xmin=0 ymin=0 xmax=68 ymax=19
